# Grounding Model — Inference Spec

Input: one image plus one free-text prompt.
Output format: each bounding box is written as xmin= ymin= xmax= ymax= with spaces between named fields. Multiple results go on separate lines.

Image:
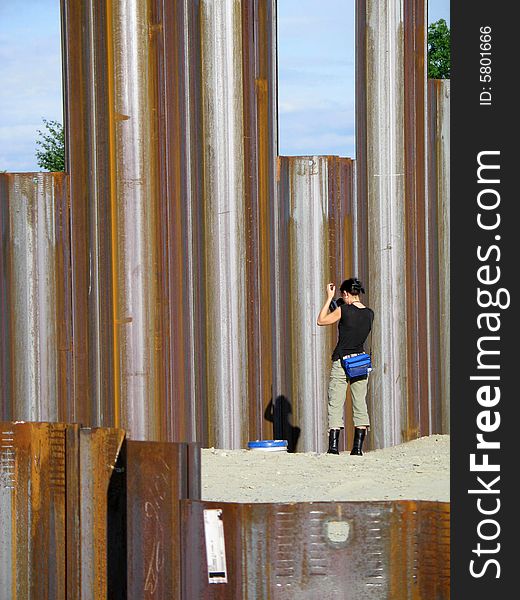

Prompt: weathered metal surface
xmin=0 ymin=174 xmax=72 ymax=423
xmin=61 ymin=0 xmax=277 ymax=449
xmin=75 ymin=427 xmax=125 ymax=600
xmin=355 ymin=1 xmax=448 ymax=446
xmin=181 ymin=499 xmax=450 ymax=599
xmin=0 ymin=422 xmax=69 ymax=600
xmin=428 ymin=79 xmax=450 ymax=434
xmin=74 ymin=434 xmax=201 ymax=599
xmin=126 ymin=440 xmax=201 ymax=599
xmin=356 ymin=0 xmax=408 ymax=448
xmin=65 ymin=423 xmax=81 ymax=600
xmin=62 ymin=0 xmax=201 ymax=440
xmin=199 ymin=0 xmax=248 ymax=449
xmin=60 ymin=0 xmax=115 ymax=428
xmin=151 ymin=0 xmax=206 ymax=444
xmin=241 ymin=0 xmax=278 ymax=448
xmin=275 ymin=157 xmax=356 ymax=453
xmin=403 ymin=0 xmax=428 ymax=442
xmin=63 ymin=0 xmax=206 ymax=438
xmin=199 ymin=0 xmax=277 ymax=449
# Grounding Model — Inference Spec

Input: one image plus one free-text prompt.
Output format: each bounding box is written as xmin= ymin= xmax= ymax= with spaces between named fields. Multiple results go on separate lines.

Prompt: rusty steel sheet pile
xmin=0 ymin=4 xmax=449 ymax=454
xmin=427 ymin=79 xmax=450 ymax=435
xmin=198 ymin=0 xmax=278 ymax=449
xmin=125 ymin=440 xmax=201 ymax=599
xmin=403 ymin=0 xmax=429 ymax=442
xmin=274 ymin=157 xmax=358 ymax=453
xmin=356 ymin=0 xmax=408 ymax=449
xmin=0 ymin=173 xmax=72 ymax=423
xmin=0 ymin=422 xmax=70 ymax=600
xmin=60 ymin=0 xmax=278 ymax=449
xmin=181 ymin=499 xmax=450 ymax=599
xmin=0 ymin=421 xmax=202 ymax=599
xmin=62 ymin=0 xmax=196 ymax=441
xmin=356 ymin=0 xmax=449 ymax=447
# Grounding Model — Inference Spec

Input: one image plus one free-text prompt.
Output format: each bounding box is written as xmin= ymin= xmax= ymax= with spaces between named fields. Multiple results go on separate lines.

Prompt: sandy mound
xmin=202 ymin=434 xmax=449 ymax=503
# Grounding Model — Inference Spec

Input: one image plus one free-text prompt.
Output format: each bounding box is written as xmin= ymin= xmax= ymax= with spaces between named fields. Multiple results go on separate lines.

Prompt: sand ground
xmin=202 ymin=434 xmax=449 ymax=503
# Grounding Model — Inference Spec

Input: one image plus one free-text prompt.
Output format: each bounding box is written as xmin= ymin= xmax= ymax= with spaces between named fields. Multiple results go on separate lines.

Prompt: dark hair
xmin=340 ymin=278 xmax=365 ymax=295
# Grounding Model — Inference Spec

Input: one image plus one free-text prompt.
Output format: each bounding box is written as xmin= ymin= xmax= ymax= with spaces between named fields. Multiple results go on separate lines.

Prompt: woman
xmin=317 ymin=278 xmax=374 ymax=455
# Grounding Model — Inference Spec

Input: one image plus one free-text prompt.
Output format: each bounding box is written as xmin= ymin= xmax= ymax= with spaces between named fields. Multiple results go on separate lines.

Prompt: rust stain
xmin=182 ymin=499 xmax=450 ymax=599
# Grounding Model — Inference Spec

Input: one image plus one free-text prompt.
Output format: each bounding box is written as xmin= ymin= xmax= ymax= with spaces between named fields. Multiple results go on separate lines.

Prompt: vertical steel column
xmin=275 ymin=157 xmax=355 ymax=453
xmin=150 ymin=0 xmax=206 ymax=444
xmin=241 ymin=0 xmax=278 ymax=446
xmin=61 ymin=0 xmax=115 ymax=427
xmin=327 ymin=157 xmax=360 ymax=450
xmin=77 ymin=427 xmax=125 ymax=600
xmin=0 ymin=422 xmax=68 ymax=600
xmin=61 ymin=0 xmax=207 ymax=441
xmin=403 ymin=0 xmax=428 ymax=440
xmin=356 ymin=0 xmax=408 ymax=448
xmin=0 ymin=174 xmax=72 ymax=422
xmin=103 ymin=0 xmax=164 ymax=440
xmin=200 ymin=0 xmax=248 ymax=449
xmin=428 ymin=79 xmax=450 ymax=434
xmin=62 ymin=0 xmax=277 ymax=447
xmin=199 ymin=0 xmax=277 ymax=449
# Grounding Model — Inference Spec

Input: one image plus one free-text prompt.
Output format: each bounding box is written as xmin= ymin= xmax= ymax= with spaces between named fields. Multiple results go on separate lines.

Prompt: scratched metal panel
xmin=0 ymin=174 xmax=72 ymax=422
xmin=275 ymin=157 xmax=356 ymax=453
xmin=65 ymin=424 xmax=81 ymax=600
xmin=126 ymin=441 xmax=201 ymax=599
xmin=151 ymin=0 xmax=207 ymax=444
xmin=428 ymin=79 xmax=450 ymax=434
xmin=0 ymin=422 xmax=68 ymax=600
xmin=181 ymin=499 xmax=450 ymax=599
xmin=327 ymin=157 xmax=360 ymax=451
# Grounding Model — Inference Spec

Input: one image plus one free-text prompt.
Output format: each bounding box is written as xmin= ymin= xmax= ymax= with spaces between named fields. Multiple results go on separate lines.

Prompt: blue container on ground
xmin=247 ymin=439 xmax=288 ymax=452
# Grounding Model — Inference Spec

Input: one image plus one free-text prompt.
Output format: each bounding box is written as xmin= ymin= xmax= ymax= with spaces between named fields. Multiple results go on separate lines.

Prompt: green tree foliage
xmin=428 ymin=19 xmax=450 ymax=79
xmin=35 ymin=118 xmax=65 ymax=172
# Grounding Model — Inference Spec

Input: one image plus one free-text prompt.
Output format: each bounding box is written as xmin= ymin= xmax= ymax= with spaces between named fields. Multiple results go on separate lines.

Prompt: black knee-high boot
xmin=350 ymin=427 xmax=366 ymax=455
xmin=327 ymin=429 xmax=340 ymax=454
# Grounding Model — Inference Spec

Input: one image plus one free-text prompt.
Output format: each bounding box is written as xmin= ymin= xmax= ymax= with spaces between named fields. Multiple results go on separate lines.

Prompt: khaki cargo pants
xmin=327 ymin=359 xmax=370 ymax=430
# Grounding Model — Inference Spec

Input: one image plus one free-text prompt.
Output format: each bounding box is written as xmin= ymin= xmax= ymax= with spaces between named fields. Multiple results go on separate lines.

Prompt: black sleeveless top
xmin=331 ymin=304 xmax=374 ymax=360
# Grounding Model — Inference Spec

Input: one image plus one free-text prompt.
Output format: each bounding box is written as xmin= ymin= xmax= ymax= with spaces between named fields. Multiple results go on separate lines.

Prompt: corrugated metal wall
xmin=61 ymin=0 xmax=207 ymax=441
xmin=355 ymin=0 xmax=449 ymax=448
xmin=356 ymin=0 xmax=408 ymax=448
xmin=428 ymin=79 xmax=450 ymax=434
xmin=60 ymin=0 xmax=278 ymax=447
xmin=0 ymin=173 xmax=72 ymax=422
xmin=1 ymin=1 xmax=449 ymax=452
xmin=275 ymin=156 xmax=357 ymax=453
xmin=0 ymin=420 xmax=449 ymax=598
xmin=199 ymin=0 xmax=278 ymax=449
xmin=0 ymin=3 xmax=451 ymax=596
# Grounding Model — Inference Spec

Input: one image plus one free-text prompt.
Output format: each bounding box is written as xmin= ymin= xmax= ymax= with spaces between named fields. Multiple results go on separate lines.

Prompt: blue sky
xmin=0 ymin=0 xmax=450 ymax=172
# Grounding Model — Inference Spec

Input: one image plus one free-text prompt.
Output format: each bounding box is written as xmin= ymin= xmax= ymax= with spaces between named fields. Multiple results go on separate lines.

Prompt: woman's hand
xmin=317 ymin=283 xmax=341 ymax=326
